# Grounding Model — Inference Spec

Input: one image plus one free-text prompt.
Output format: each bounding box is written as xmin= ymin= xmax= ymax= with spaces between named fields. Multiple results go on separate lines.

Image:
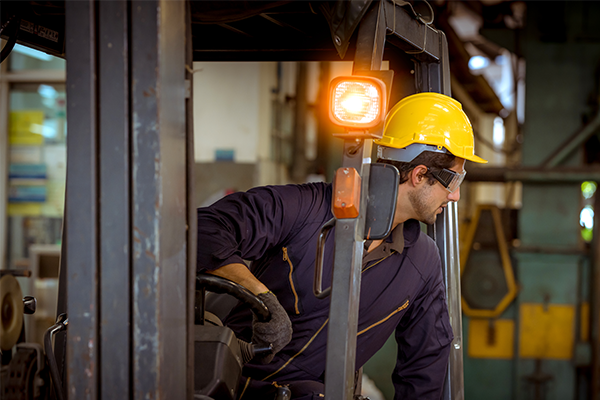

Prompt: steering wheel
xmin=195 ymin=273 xmax=270 ymax=324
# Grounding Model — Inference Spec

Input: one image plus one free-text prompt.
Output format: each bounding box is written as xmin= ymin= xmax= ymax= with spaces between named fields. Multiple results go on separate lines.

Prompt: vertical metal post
xmin=424 ymin=31 xmax=465 ymax=400
xmin=325 ymin=141 xmax=372 ymax=400
xmin=98 ymin=1 xmax=130 ymax=398
xmin=441 ymin=31 xmax=465 ymax=400
xmin=65 ymin=1 xmax=190 ymax=398
xmin=185 ymin=1 xmax=197 ymax=397
xmin=130 ymin=1 xmax=188 ymax=399
xmin=592 ymin=191 xmax=600 ymax=400
xmin=65 ymin=1 xmax=98 ymax=398
xmin=324 ymin=2 xmax=385 ymax=400
xmin=435 ymin=203 xmax=465 ymax=400
xmin=353 ymin=1 xmax=386 ymax=72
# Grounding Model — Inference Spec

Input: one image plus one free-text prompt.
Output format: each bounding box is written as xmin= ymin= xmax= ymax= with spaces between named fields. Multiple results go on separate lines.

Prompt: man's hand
xmin=252 ymin=291 xmax=293 ymax=364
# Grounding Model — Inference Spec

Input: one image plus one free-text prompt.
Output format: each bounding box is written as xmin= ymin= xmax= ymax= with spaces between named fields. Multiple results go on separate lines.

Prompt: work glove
xmin=252 ymin=291 xmax=293 ymax=364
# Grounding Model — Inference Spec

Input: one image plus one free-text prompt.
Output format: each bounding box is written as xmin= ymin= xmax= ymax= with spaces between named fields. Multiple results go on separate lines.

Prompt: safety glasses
xmin=427 ymin=167 xmax=466 ymax=193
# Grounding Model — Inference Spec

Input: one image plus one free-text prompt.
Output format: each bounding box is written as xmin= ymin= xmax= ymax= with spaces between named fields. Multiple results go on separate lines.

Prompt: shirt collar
xmin=381 ymin=219 xmax=423 ymax=254
xmin=363 ymin=222 xmax=405 ymax=264
xmin=389 ymin=223 xmax=405 ymax=254
xmin=362 ymin=219 xmax=423 ymax=262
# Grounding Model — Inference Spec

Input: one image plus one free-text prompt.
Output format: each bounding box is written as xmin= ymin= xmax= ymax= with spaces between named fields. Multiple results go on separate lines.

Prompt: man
xmin=197 ymin=92 xmax=487 ymax=399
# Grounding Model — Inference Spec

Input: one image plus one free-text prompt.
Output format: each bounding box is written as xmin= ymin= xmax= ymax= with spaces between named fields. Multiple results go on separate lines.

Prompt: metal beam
xmin=436 ymin=202 xmax=464 ymax=400
xmin=185 ymin=2 xmax=197 ymax=398
xmin=416 ymin=29 xmax=465 ymax=400
xmin=325 ymin=140 xmax=373 ymax=400
xmin=0 ymin=69 xmax=65 ymax=83
xmin=353 ymin=0 xmax=386 ymax=72
xmin=65 ymin=1 xmax=98 ymax=398
xmin=437 ymin=31 xmax=465 ymax=400
xmin=130 ymin=1 xmax=188 ymax=398
xmin=593 ymin=191 xmax=600 ymax=400
xmin=466 ymin=166 xmax=600 ymax=183
xmin=98 ymin=1 xmax=130 ymax=397
xmin=383 ymin=0 xmax=441 ymax=63
xmin=542 ymin=111 xmax=600 ymax=168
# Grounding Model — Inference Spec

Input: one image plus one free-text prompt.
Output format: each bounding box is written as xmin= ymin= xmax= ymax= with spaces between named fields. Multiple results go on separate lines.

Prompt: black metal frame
xmin=64 ymin=1 xmax=99 ymax=397
xmin=98 ymin=1 xmax=130 ymax=397
xmin=64 ymin=1 xmax=191 ymax=398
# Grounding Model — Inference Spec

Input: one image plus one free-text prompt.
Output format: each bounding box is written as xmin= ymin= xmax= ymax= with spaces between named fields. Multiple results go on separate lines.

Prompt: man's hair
xmin=377 ymin=151 xmax=456 ymax=185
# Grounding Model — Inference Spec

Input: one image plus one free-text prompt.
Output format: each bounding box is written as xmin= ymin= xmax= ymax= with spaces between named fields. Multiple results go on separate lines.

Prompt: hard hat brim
xmin=465 ymin=154 xmax=488 ymax=164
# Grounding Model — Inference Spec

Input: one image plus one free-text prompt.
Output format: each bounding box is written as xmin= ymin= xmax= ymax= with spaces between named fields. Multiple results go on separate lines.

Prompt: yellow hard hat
xmin=375 ymin=92 xmax=487 ymax=164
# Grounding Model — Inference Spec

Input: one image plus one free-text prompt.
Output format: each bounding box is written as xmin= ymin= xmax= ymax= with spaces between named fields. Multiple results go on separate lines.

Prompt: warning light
xmin=329 ymin=76 xmax=386 ymax=129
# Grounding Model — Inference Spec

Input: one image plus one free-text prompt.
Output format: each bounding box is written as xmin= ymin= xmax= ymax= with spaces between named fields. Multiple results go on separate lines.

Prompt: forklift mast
xmin=325 ymin=2 xmax=462 ymax=399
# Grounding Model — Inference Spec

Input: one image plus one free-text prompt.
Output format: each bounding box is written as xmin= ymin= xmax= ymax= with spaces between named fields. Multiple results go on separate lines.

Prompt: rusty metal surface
xmin=65 ymin=1 xmax=98 ymax=398
xmin=64 ymin=1 xmax=190 ymax=398
xmin=131 ymin=1 xmax=188 ymax=398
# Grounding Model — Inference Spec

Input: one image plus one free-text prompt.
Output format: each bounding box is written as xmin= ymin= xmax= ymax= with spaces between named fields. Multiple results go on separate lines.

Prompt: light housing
xmin=329 ymin=76 xmax=387 ymax=129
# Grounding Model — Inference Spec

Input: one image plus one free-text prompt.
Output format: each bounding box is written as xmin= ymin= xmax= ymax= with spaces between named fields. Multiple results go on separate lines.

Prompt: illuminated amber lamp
xmin=329 ymin=76 xmax=387 ymax=130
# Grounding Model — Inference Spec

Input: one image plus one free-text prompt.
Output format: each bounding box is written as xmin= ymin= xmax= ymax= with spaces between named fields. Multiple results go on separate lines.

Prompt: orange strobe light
xmin=332 ymin=167 xmax=361 ymax=219
xmin=330 ymin=77 xmax=386 ymax=129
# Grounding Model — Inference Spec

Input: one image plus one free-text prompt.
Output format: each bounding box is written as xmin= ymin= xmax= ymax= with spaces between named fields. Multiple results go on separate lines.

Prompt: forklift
xmin=0 ymin=1 xmax=464 ymax=399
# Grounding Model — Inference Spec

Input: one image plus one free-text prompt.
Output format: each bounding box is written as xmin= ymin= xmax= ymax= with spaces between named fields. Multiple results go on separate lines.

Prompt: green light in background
xmin=582 ymin=227 xmax=593 ymax=242
xmin=582 ymin=181 xmax=597 ymax=199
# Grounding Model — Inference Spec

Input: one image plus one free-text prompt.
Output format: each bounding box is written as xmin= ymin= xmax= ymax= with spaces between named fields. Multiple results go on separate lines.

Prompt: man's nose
xmin=448 ymin=186 xmax=461 ymax=202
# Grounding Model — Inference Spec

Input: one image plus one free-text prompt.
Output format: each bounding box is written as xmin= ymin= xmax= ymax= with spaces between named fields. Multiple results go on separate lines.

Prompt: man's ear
xmin=410 ymin=165 xmax=428 ymax=187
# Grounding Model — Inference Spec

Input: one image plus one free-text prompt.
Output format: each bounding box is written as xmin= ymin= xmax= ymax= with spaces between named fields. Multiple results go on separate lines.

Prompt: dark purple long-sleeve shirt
xmin=197 ymin=182 xmax=453 ymax=399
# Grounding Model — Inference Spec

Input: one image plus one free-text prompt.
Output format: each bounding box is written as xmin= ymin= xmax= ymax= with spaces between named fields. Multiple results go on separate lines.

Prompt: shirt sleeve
xmin=196 ymin=183 xmax=330 ymax=272
xmin=392 ymin=264 xmax=454 ymax=400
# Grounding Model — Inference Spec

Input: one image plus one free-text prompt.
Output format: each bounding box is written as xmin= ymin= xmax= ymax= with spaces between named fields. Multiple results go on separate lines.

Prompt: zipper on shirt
xmin=238 ymin=377 xmax=251 ymax=399
xmin=263 ymin=250 xmax=407 ymax=380
xmin=357 ymin=298 xmax=410 ymax=336
xmin=261 ymin=298 xmax=411 ymax=381
xmin=282 ymin=247 xmax=301 ymax=315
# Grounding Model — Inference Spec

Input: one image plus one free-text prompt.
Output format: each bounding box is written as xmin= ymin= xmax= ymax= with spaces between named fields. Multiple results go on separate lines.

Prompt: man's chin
xmin=420 ymin=214 xmax=437 ymax=225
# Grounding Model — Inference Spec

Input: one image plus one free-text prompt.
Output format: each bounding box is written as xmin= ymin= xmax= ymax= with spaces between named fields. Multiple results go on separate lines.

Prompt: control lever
xmin=44 ymin=313 xmax=68 ymax=400
xmin=237 ymin=339 xmax=273 ymax=364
